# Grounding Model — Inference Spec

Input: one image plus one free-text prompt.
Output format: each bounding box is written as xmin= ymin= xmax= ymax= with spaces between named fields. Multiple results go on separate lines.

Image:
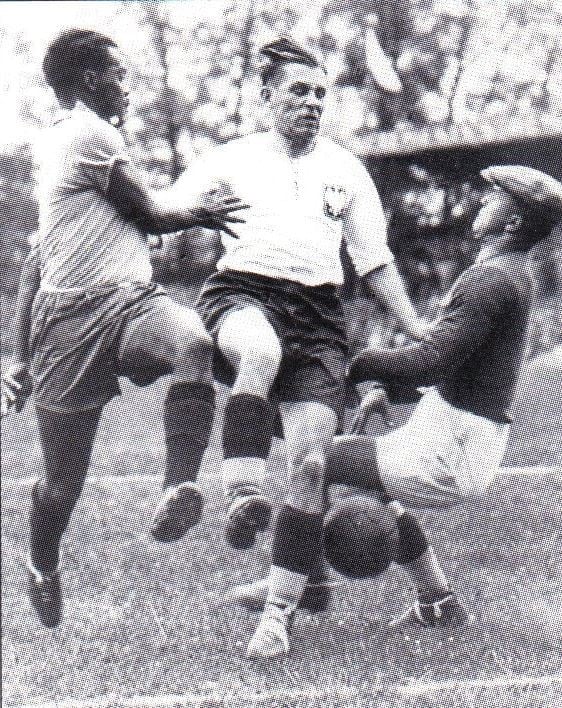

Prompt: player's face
xmin=471 ymin=187 xmax=521 ymax=239
xmin=266 ymin=63 xmax=327 ymax=143
xmin=88 ymin=46 xmax=130 ymax=127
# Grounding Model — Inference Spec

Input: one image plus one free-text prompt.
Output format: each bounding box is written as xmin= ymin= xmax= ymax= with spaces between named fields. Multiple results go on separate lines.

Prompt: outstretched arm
xmin=349 ymin=268 xmax=514 ymax=388
xmin=107 ymin=163 xmax=248 ymax=237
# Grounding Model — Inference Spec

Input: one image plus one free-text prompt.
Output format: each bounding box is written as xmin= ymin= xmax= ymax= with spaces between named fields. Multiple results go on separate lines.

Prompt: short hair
xmin=259 ymin=37 xmax=324 ymax=85
xmin=43 ymin=29 xmax=117 ymax=97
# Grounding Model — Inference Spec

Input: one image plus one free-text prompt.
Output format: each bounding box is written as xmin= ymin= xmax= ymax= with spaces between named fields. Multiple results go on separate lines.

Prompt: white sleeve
xmin=342 ymin=157 xmax=394 ymax=277
xmin=73 ymin=121 xmax=130 ymax=194
xmin=168 ymin=149 xmax=223 ymax=203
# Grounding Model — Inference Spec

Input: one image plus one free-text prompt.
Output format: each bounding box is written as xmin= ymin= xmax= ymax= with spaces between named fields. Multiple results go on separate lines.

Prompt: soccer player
xmin=322 ymin=165 xmax=562 ymax=631
xmin=169 ymin=37 xmax=424 ymax=658
xmin=4 ymin=29 xmax=247 ymax=628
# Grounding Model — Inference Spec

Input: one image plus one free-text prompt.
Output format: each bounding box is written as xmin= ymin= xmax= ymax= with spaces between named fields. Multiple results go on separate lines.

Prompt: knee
xmin=459 ymin=475 xmax=491 ymax=502
xmin=239 ymin=341 xmax=282 ymax=384
xmin=228 ymin=338 xmax=281 ymax=397
xmin=174 ymin=327 xmax=214 ymax=370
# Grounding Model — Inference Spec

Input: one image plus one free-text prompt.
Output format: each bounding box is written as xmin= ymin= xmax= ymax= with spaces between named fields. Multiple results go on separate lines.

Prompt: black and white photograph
xmin=1 ymin=1 xmax=561 ymax=706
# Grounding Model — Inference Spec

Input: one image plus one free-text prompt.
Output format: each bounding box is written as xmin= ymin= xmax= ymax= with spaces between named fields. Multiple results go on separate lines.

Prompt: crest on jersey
xmin=323 ymin=185 xmax=347 ymax=220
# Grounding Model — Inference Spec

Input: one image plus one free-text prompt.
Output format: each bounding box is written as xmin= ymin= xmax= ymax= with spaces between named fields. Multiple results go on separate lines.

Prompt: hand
xmin=349 ymin=386 xmax=395 ymax=435
xmin=188 ymin=181 xmax=250 ymax=239
xmin=1 ymin=362 xmax=32 ymax=418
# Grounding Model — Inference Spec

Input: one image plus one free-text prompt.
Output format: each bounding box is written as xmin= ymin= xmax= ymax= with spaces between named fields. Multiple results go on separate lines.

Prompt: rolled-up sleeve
xmin=342 ymin=158 xmax=394 ymax=277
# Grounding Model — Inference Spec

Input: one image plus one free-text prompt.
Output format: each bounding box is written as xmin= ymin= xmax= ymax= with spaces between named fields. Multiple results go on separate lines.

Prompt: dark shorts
xmin=196 ymin=270 xmax=349 ymax=424
xmin=30 ymin=283 xmax=201 ymax=413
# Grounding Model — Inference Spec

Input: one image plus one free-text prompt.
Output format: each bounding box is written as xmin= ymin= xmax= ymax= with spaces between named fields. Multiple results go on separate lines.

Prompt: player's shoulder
xmin=67 ymin=106 xmax=124 ymax=152
xmin=459 ymin=259 xmax=526 ymax=307
xmin=317 ymin=136 xmax=371 ymax=180
xmin=317 ymin=135 xmax=363 ymax=168
xmin=317 ymin=135 xmax=356 ymax=162
xmin=196 ymin=131 xmax=264 ymax=170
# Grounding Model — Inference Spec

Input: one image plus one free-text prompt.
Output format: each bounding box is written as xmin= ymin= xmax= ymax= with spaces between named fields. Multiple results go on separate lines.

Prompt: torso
xmin=37 ymin=104 xmax=152 ymax=290
xmin=202 ymin=132 xmax=362 ymax=286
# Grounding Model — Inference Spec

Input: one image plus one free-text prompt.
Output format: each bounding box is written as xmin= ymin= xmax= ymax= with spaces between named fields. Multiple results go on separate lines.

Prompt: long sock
xmin=268 ymin=504 xmax=324 ymax=608
xmin=308 ymin=484 xmax=331 ymax=584
xmin=164 ymin=381 xmax=215 ymax=488
xmin=393 ymin=509 xmax=449 ymax=602
xmin=222 ymin=393 xmax=274 ymax=500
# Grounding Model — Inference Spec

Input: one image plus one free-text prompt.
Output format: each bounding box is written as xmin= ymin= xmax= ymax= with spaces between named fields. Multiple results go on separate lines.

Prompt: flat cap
xmin=481 ymin=165 xmax=562 ymax=217
xmin=259 ymin=37 xmax=319 ymax=67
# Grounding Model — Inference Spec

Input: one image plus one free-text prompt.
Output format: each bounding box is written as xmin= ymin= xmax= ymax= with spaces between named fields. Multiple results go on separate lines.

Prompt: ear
xmin=260 ymin=86 xmax=271 ymax=102
xmin=505 ymin=213 xmax=523 ymax=233
xmin=83 ymin=69 xmax=98 ymax=93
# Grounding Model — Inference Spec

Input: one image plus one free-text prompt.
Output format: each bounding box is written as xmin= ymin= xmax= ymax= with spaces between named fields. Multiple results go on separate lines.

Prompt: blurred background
xmin=1 ymin=0 xmax=561 ymax=356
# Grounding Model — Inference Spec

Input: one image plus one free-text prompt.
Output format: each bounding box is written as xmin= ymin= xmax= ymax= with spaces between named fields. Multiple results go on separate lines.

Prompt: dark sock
xmin=308 ymin=487 xmax=330 ymax=583
xmin=222 ymin=393 xmax=274 ymax=460
xmin=272 ymin=504 xmax=324 ymax=575
xmin=326 ymin=436 xmax=389 ymax=499
xmin=393 ymin=511 xmax=429 ymax=565
xmin=164 ymin=381 xmax=215 ymax=488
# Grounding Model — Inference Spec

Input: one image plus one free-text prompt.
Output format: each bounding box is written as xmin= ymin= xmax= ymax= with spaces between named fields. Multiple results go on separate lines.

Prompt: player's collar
xmin=52 ymin=100 xmax=99 ymax=125
xmin=267 ymin=129 xmax=319 ymax=158
xmin=476 ymin=242 xmax=528 ymax=265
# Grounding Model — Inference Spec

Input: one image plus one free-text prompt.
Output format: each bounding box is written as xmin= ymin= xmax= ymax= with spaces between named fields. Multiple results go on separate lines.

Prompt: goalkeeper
xmin=232 ymin=165 xmax=562 ymax=633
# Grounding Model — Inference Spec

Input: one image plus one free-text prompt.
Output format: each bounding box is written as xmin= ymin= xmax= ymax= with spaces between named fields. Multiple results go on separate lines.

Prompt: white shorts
xmin=376 ymin=389 xmax=510 ymax=509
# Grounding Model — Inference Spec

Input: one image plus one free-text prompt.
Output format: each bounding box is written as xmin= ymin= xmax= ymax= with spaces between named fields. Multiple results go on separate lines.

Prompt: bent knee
xmin=218 ymin=308 xmax=281 ymax=373
xmin=240 ymin=344 xmax=281 ymax=379
xmin=173 ymin=319 xmax=213 ymax=363
xmin=458 ymin=473 xmax=493 ymax=501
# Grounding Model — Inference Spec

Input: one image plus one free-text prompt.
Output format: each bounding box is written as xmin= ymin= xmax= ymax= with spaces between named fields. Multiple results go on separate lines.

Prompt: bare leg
xmin=119 ymin=302 xmax=215 ymax=542
xmin=247 ymin=401 xmax=337 ymax=658
xmin=215 ymin=307 xmax=281 ymax=548
xmin=31 ymin=406 xmax=102 ymax=574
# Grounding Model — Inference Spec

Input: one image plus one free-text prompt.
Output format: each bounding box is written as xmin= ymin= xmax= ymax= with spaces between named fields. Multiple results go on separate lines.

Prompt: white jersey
xmin=37 ymin=102 xmax=152 ymax=290
xmin=171 ymin=131 xmax=393 ymax=286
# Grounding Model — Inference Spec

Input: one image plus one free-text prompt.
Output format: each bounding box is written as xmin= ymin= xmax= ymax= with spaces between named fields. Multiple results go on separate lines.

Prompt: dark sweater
xmin=349 ymin=251 xmax=533 ymax=423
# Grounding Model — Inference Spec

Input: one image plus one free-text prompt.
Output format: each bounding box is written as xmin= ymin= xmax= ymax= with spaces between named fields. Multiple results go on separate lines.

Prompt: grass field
xmin=2 ymin=355 xmax=561 ymax=708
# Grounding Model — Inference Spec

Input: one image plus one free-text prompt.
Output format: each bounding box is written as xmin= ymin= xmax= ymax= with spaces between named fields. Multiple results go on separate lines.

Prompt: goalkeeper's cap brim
xmin=481 ymin=165 xmax=562 ymax=218
xmin=259 ymin=37 xmax=319 ymax=67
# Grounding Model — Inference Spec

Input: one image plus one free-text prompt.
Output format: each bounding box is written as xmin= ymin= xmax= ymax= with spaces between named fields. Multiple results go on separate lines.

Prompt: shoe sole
xmin=151 ymin=484 xmax=203 ymax=543
xmin=226 ymin=496 xmax=272 ymax=550
xmin=388 ymin=609 xmax=474 ymax=631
